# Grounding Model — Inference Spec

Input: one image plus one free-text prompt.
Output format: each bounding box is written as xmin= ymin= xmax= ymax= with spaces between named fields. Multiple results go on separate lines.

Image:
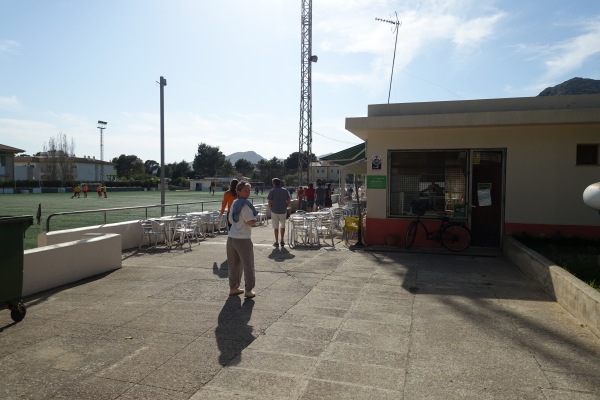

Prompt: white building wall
xmin=13 ymin=158 xmax=116 ymax=183
xmin=366 ymin=123 xmax=600 ymax=227
xmin=75 ymin=163 xmax=99 ymax=182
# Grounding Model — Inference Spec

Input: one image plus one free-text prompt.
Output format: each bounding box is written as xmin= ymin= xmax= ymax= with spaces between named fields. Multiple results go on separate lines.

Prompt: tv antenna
xmin=376 ymin=11 xmax=402 ymax=103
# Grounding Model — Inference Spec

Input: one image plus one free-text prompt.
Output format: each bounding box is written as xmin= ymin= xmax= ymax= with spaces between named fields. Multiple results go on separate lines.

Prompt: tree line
xmin=112 ymin=142 xmax=316 ymax=187
xmin=16 ymin=133 xmax=317 ymax=188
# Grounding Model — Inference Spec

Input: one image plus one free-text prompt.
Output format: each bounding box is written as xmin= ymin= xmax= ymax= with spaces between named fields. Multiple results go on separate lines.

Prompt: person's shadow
xmin=267 ymin=247 xmax=296 ymax=262
xmin=215 ymin=296 xmax=255 ymax=366
xmin=212 ymin=261 xmax=229 ymax=278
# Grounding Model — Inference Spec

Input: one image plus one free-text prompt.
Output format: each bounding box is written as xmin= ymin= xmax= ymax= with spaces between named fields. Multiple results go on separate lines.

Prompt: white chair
xmin=211 ymin=211 xmax=228 ymax=234
xmin=332 ymin=208 xmax=345 ymax=231
xmin=254 ymin=204 xmax=268 ymax=226
xmin=288 ymin=215 xmax=308 ymax=246
xmin=201 ymin=212 xmax=217 ymax=237
xmin=191 ymin=214 xmax=206 ymax=240
xmin=173 ymin=215 xmax=201 ymax=249
xmin=289 ymin=214 xmax=319 ymax=247
xmin=138 ymin=219 xmax=165 ymax=249
xmin=315 ymin=212 xmax=335 ymax=247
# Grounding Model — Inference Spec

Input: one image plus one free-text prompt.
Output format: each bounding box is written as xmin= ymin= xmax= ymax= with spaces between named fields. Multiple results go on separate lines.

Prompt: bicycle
xmin=405 ymin=200 xmax=471 ymax=251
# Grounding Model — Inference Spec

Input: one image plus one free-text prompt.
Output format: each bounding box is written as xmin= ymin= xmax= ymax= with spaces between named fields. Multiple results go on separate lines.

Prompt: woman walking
xmin=219 ymin=179 xmax=239 ymax=230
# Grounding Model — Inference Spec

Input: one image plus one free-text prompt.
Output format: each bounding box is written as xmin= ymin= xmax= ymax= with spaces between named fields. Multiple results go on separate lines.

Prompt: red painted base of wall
xmin=364 ymin=218 xmax=444 ymax=249
xmin=364 ymin=218 xmax=600 ymax=248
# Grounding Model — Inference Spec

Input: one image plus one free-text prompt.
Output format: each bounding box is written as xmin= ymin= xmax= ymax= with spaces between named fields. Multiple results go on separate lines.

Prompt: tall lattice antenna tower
xmin=299 ymin=0 xmax=318 ymax=185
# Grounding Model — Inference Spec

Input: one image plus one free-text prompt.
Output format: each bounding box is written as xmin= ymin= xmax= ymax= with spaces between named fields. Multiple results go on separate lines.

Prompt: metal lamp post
xmin=159 ymin=76 xmax=167 ymax=216
xmin=97 ymin=121 xmax=107 ymax=182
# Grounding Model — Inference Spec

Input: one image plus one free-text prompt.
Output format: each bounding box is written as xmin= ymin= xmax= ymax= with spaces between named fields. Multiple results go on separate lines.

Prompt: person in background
xmin=83 ymin=184 xmax=88 ymax=198
xmin=346 ymin=186 xmax=353 ymax=201
xmin=103 ymin=184 xmax=108 ymax=198
xmin=267 ymin=177 xmax=290 ymax=248
xmin=97 ymin=184 xmax=102 ymax=198
xmin=227 ymin=181 xmax=258 ymax=298
xmin=324 ymin=183 xmax=333 ymax=207
xmin=297 ymin=186 xmax=306 ymax=211
xmin=219 ymin=179 xmax=239 ymax=230
xmin=71 ymin=184 xmax=80 ymax=198
xmin=315 ymin=182 xmax=325 ymax=210
xmin=305 ymin=183 xmax=315 ymax=212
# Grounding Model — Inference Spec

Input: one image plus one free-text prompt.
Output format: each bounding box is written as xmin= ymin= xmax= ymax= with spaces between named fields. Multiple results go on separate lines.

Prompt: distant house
xmin=310 ymin=160 xmax=341 ymax=183
xmin=0 ymin=144 xmax=25 ymax=181
xmin=189 ymin=177 xmax=246 ymax=192
xmin=344 ymin=94 xmax=600 ymax=247
xmin=13 ymin=154 xmax=116 ymax=183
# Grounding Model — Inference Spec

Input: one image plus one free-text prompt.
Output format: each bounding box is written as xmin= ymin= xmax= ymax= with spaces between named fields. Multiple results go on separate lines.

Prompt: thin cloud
xmin=516 ymin=15 xmax=600 ymax=92
xmin=543 ymin=17 xmax=600 ymax=80
xmin=314 ymin=2 xmax=505 ymax=92
xmin=452 ymin=12 xmax=506 ymax=51
xmin=0 ymin=39 xmax=20 ymax=53
xmin=0 ymin=95 xmax=21 ymax=110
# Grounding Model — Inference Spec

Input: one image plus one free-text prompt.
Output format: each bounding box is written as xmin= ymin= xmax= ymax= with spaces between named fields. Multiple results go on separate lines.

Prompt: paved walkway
xmin=1 ymin=223 xmax=599 ymax=399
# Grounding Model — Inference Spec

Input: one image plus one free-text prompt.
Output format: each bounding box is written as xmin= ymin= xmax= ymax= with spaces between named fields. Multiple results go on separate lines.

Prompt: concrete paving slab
xmin=312 ymin=358 xmax=405 ymax=391
xmin=203 ymin=367 xmax=309 ymax=398
xmin=322 ymin=341 xmax=407 ymax=369
xmin=299 ymin=380 xmax=402 ymax=400
xmin=247 ymin=335 xmax=330 ymax=358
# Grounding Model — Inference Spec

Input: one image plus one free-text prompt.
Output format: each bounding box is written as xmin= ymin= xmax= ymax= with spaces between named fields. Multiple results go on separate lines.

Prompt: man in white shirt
xmin=267 ymin=178 xmax=291 ymax=248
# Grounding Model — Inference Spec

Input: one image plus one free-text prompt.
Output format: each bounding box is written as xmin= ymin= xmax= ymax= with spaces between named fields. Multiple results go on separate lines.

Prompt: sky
xmin=1 ymin=0 xmax=599 ymax=165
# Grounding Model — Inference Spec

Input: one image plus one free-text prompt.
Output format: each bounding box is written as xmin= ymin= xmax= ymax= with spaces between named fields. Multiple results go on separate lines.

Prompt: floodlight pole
xmin=97 ymin=121 xmax=107 ymax=182
xmin=376 ymin=12 xmax=401 ymax=104
xmin=159 ymin=76 xmax=167 ymax=216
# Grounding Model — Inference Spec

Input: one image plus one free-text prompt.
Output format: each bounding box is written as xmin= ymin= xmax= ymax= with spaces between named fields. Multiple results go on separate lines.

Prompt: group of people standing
xmin=296 ymin=182 xmax=333 ymax=212
xmin=219 ymin=178 xmax=337 ymax=301
xmin=71 ymin=183 xmax=107 ymax=198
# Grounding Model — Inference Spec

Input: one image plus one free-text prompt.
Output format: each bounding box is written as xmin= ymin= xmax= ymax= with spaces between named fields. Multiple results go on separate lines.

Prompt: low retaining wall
xmin=503 ymin=235 xmax=600 ymax=338
xmin=24 ymin=233 xmax=122 ymax=297
xmin=39 ymin=221 xmax=142 ymax=250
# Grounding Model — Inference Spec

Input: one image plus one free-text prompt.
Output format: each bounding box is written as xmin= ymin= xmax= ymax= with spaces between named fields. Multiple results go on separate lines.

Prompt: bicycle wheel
xmin=405 ymin=220 xmax=419 ymax=249
xmin=441 ymin=225 xmax=471 ymax=251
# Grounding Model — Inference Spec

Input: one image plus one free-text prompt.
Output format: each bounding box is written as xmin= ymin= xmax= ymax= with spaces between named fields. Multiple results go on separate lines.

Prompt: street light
xmin=97 ymin=121 xmax=107 ymax=182
xmin=158 ymin=76 xmax=167 ymax=216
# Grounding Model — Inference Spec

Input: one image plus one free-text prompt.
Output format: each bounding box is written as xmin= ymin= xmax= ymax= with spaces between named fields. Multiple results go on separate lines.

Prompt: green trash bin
xmin=0 ymin=215 xmax=33 ymax=322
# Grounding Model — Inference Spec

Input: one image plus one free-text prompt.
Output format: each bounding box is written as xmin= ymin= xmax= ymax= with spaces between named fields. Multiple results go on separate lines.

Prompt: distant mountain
xmin=538 ymin=77 xmax=600 ymax=96
xmin=226 ymin=151 xmax=265 ymax=165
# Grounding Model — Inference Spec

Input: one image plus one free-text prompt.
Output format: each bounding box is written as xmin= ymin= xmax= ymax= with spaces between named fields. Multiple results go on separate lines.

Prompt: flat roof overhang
xmin=345 ymin=94 xmax=600 ymax=141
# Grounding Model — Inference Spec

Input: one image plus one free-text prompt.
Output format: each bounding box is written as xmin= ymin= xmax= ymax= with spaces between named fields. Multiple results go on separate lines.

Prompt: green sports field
xmin=0 ymin=190 xmax=268 ymax=250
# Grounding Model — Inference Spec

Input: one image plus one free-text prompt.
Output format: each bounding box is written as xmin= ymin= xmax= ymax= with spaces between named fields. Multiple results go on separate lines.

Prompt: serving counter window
xmin=388 ymin=150 xmax=468 ymax=219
